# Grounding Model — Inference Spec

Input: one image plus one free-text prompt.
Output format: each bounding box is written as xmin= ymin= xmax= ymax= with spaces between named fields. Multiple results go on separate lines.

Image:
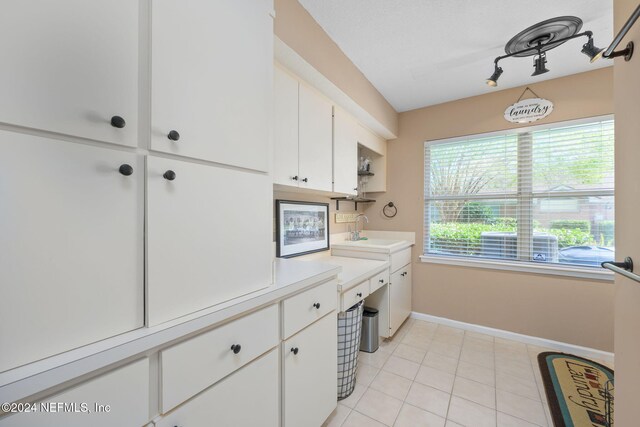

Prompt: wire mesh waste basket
xmin=337 ymin=300 xmax=364 ymax=400
xmin=605 ymin=379 xmax=614 ymax=427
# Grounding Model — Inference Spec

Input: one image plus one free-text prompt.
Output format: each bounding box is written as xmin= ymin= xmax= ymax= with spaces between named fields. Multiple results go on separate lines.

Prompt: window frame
xmin=421 ymin=115 xmax=615 ymax=281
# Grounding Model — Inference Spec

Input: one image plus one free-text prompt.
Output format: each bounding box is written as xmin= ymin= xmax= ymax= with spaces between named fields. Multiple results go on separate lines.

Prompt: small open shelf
xmin=330 ymin=197 xmax=376 ymax=210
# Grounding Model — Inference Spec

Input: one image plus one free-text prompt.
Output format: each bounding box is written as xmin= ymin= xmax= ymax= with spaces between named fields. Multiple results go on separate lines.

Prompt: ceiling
xmin=297 ymin=0 xmax=614 ymax=112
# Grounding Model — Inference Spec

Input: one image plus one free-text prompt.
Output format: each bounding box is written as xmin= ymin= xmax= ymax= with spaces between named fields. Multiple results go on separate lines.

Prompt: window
xmin=424 ymin=118 xmax=614 ymax=270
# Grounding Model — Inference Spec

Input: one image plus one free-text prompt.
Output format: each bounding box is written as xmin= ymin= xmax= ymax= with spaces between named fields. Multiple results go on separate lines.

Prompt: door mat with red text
xmin=538 ymin=352 xmax=614 ymax=426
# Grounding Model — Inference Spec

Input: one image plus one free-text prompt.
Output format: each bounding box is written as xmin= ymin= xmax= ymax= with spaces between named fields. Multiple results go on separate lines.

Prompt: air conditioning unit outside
xmin=480 ymin=232 xmax=559 ymax=262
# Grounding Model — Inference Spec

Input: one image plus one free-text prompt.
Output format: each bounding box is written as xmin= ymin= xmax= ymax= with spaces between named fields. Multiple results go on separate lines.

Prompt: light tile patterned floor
xmin=322 ymin=318 xmax=612 ymax=427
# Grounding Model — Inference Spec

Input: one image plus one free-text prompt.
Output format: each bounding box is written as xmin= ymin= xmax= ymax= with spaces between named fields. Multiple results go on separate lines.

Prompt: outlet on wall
xmin=335 ymin=213 xmax=359 ymax=223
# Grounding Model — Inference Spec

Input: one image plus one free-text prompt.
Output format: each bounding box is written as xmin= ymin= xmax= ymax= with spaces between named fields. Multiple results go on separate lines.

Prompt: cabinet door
xmin=274 ymin=67 xmax=300 ymax=186
xmin=333 ymin=108 xmax=358 ymax=195
xmin=283 ymin=313 xmax=337 ymax=427
xmin=0 ymin=131 xmax=143 ymax=372
xmin=298 ymin=84 xmax=333 ymax=192
xmin=0 ymin=359 xmax=149 ymax=427
xmin=0 ymin=1 xmax=138 ymax=146
xmin=390 ymin=266 xmax=412 ymax=336
xmin=156 ymin=350 xmax=278 ymax=427
xmin=147 ymin=156 xmax=272 ymax=326
xmin=151 ymin=0 xmax=273 ymax=171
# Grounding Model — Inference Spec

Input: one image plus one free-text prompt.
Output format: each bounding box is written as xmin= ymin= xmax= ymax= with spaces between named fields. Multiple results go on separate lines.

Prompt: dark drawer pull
xmin=356 ymin=292 xmax=363 ymax=297
xmin=163 ymin=170 xmax=176 ymax=181
xmin=119 ymin=164 xmax=133 ymax=176
xmin=313 ymin=302 xmax=321 ymax=309
xmin=168 ymin=130 xmax=180 ymax=141
xmin=291 ymin=347 xmax=299 ymax=355
xmin=110 ymin=115 xmax=126 ymax=128
xmin=230 ymin=344 xmax=241 ymax=354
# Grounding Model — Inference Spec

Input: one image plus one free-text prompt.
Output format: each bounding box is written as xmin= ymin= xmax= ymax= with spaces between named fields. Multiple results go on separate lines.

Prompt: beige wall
xmin=365 ymin=68 xmax=615 ymax=351
xmin=612 ymin=0 xmax=640 ymax=423
xmin=274 ymin=0 xmax=398 ymax=136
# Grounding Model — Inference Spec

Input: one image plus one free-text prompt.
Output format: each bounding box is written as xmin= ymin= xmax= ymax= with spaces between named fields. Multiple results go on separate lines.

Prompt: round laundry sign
xmin=504 ymin=98 xmax=554 ymax=124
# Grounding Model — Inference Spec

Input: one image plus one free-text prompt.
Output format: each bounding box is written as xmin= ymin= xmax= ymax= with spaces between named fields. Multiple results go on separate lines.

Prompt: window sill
xmin=419 ymin=255 xmax=614 ymax=282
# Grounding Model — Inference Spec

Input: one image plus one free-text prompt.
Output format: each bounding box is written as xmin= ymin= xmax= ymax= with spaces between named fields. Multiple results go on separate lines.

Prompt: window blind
xmin=424 ymin=118 xmax=614 ymax=267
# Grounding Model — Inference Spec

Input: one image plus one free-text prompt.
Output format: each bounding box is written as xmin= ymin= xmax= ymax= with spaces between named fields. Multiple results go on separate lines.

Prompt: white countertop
xmin=297 ymin=251 xmax=389 ymax=292
xmin=0 ymin=258 xmax=340 ymax=404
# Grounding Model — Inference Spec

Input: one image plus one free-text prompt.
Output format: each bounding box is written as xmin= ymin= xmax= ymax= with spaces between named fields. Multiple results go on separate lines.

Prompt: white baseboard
xmin=410 ymin=311 xmax=614 ymax=364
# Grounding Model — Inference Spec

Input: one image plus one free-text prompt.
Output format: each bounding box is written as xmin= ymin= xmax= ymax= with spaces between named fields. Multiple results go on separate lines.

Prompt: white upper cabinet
xmin=274 ymin=70 xmax=333 ymax=192
xmin=274 ymin=67 xmax=300 ymax=186
xmin=0 ymin=0 xmax=139 ymax=146
xmin=146 ymin=156 xmax=273 ymax=326
xmin=333 ymin=107 xmax=358 ymax=195
xmin=151 ymin=0 xmax=273 ymax=172
xmin=0 ymin=131 xmax=144 ymax=372
xmin=298 ymin=84 xmax=333 ymax=192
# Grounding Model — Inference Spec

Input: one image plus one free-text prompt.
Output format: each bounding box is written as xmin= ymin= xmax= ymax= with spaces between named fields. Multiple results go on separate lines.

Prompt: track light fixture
xmin=581 ymin=37 xmax=605 ymax=62
xmin=486 ymin=16 xmax=604 ymax=87
xmin=531 ymin=52 xmax=549 ymax=76
xmin=486 ymin=65 xmax=503 ymax=87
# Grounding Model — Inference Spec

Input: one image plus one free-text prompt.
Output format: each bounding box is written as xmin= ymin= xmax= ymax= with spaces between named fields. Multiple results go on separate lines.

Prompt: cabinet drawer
xmin=0 ymin=359 xmax=149 ymax=427
xmin=341 ymin=280 xmax=369 ymax=312
xmin=283 ymin=281 xmax=337 ymax=339
xmin=370 ymin=270 xmax=390 ymax=293
xmin=160 ymin=304 xmax=279 ymax=412
xmin=156 ymin=350 xmax=278 ymax=427
xmin=391 ymin=248 xmax=412 ymax=272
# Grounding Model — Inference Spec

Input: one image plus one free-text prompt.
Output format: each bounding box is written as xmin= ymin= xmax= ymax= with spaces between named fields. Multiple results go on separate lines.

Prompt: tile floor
xmin=322 ymin=318 xmax=612 ymax=427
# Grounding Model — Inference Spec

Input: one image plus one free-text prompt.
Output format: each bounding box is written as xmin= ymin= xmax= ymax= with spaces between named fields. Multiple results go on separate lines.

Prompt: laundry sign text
xmin=504 ymin=98 xmax=554 ymax=123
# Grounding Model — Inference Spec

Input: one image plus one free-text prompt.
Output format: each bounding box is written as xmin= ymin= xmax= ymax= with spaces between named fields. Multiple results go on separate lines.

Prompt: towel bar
xmin=602 ymin=257 xmax=640 ymax=283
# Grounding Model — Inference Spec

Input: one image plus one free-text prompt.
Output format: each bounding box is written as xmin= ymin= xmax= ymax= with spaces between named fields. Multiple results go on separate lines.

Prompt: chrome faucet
xmin=349 ymin=214 xmax=369 ymax=241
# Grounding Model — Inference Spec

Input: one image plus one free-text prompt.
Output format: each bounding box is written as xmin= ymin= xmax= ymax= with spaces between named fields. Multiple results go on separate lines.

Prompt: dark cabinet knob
xmin=379 ymin=278 xmax=384 ymax=283
xmin=230 ymin=344 xmax=241 ymax=354
xmin=356 ymin=292 xmax=363 ymax=297
xmin=110 ymin=115 xmax=126 ymax=128
xmin=163 ymin=170 xmax=176 ymax=181
xmin=119 ymin=164 xmax=133 ymax=176
xmin=291 ymin=347 xmax=299 ymax=355
xmin=313 ymin=302 xmax=321 ymax=309
xmin=302 ymin=177 xmax=308 ymax=183
xmin=292 ymin=175 xmax=298 ymax=181
xmin=168 ymin=130 xmax=180 ymax=141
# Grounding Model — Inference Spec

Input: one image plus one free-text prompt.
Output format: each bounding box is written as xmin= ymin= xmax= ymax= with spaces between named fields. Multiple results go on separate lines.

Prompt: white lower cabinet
xmin=283 ymin=312 xmax=337 ymax=427
xmin=0 ymin=130 xmax=144 ymax=372
xmin=146 ymin=155 xmax=273 ymax=325
xmin=160 ymin=305 xmax=279 ymax=412
xmin=0 ymin=359 xmax=150 ymax=427
xmin=390 ymin=265 xmax=412 ymax=336
xmin=156 ymin=349 xmax=279 ymax=427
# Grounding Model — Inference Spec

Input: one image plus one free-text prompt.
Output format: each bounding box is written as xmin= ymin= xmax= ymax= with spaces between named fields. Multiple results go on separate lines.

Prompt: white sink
xmin=332 ymin=238 xmax=409 ymax=253
xmin=343 ymin=239 xmax=402 ymax=246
